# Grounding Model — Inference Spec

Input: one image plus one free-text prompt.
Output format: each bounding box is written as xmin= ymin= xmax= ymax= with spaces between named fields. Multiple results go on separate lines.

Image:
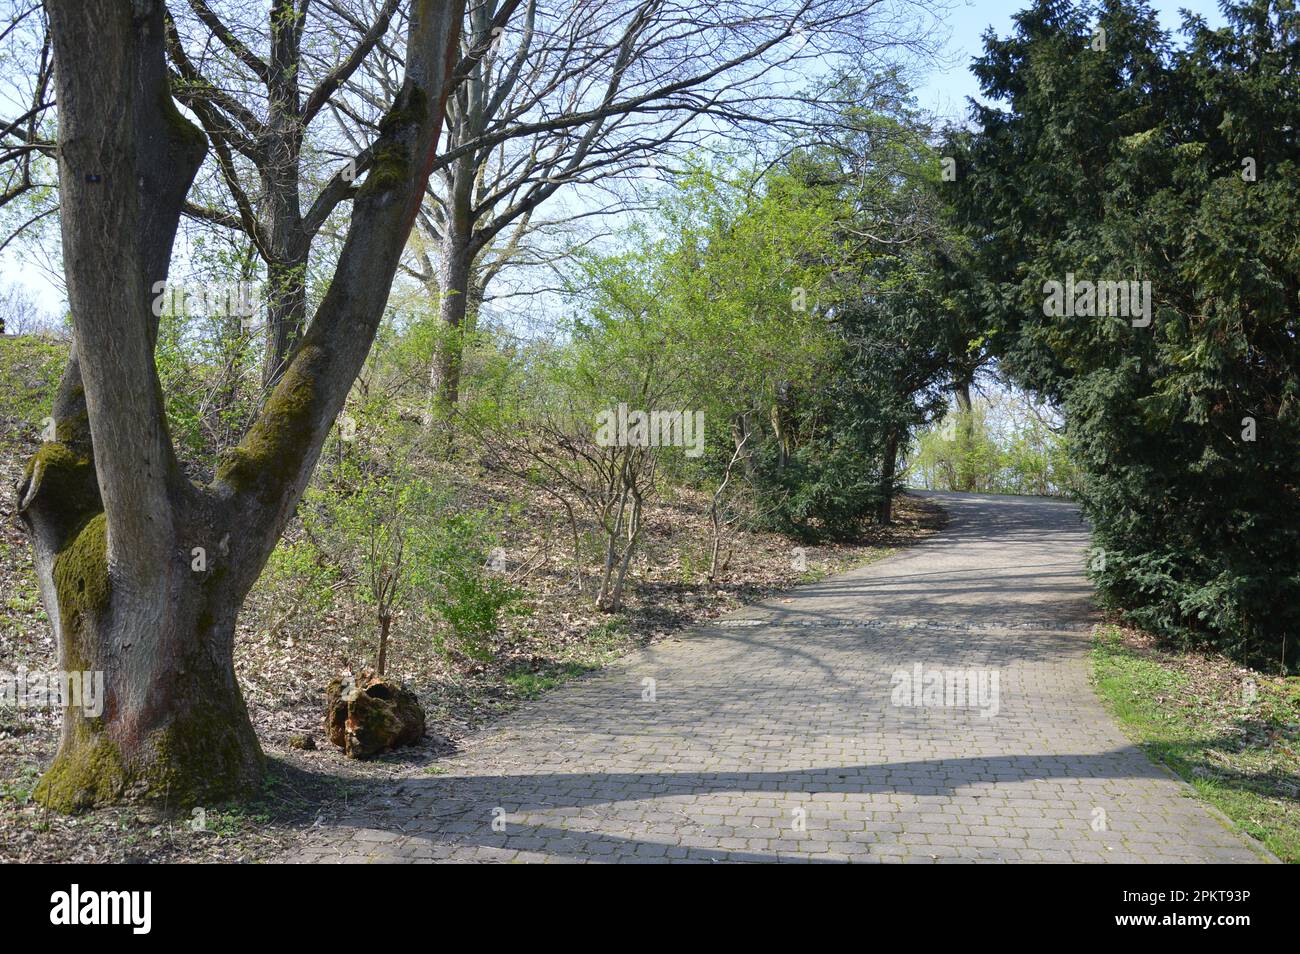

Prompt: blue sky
xmin=913 ymin=0 xmax=1231 ymax=121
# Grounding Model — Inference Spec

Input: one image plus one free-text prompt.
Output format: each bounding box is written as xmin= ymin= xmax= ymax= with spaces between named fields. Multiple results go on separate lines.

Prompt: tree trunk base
xmin=34 ymin=672 xmax=263 ymax=813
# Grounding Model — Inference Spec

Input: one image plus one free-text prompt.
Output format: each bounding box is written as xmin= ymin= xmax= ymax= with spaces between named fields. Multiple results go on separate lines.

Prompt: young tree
xmin=18 ymin=0 xmax=474 ymax=810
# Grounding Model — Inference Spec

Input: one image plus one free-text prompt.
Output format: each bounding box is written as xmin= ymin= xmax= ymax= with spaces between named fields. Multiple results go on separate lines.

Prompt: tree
xmin=164 ymin=1 xmax=526 ymax=388
xmin=775 ymin=80 xmax=962 ymax=527
xmin=0 ymin=3 xmax=59 ymax=287
xmin=552 ymin=91 xmax=962 ymax=542
xmin=0 ymin=281 xmax=52 ymax=336
xmin=18 ymin=0 xmax=473 ymax=810
xmin=950 ymin=0 xmax=1300 ymax=667
xmin=163 ymin=1 xmax=410 ymax=387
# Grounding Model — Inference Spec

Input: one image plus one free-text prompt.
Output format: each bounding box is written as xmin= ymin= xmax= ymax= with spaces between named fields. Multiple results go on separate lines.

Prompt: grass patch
xmin=0 ymin=765 xmax=40 ymax=807
xmin=1092 ymin=625 xmax=1300 ymax=863
xmin=504 ymin=661 xmax=596 ymax=700
xmin=501 ymin=618 xmax=633 ymax=700
xmin=0 ymin=334 xmax=65 ymax=429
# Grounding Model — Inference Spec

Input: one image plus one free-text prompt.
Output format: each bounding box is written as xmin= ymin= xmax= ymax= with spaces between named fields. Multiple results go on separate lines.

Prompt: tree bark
xmin=377 ymin=612 xmax=391 ymax=677
xmin=22 ymin=0 xmax=261 ymax=810
xmin=954 ymin=373 xmax=976 ymax=492
xmin=878 ymin=429 xmax=899 ymax=524
xmin=259 ymin=19 xmax=308 ymax=390
xmin=426 ymin=229 xmax=474 ymax=426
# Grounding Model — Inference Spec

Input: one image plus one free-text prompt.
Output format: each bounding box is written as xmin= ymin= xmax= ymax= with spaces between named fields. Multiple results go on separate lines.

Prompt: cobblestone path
xmin=285 ymin=493 xmax=1269 ymax=863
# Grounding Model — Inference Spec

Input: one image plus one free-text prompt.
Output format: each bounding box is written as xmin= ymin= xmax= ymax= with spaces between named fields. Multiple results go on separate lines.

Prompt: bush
xmin=421 ymin=512 xmax=523 ymax=661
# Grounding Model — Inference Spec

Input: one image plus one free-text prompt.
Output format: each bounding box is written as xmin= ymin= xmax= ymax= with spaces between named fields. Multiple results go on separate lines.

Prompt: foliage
xmin=950 ymin=0 xmax=1300 ymax=667
xmin=304 ymin=452 xmax=518 ymax=663
xmin=421 ymin=511 xmax=522 ymax=660
xmin=908 ymin=388 xmax=1078 ymax=495
xmin=558 ymin=99 xmax=967 ymax=540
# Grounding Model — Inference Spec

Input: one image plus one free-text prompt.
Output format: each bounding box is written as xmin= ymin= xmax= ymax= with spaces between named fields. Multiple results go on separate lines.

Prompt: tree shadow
xmin=291 ymin=746 xmax=1238 ymax=862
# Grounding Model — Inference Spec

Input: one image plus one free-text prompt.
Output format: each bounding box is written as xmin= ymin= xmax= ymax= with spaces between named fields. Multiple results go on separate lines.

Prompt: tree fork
xmin=23 ymin=0 xmax=468 ymax=810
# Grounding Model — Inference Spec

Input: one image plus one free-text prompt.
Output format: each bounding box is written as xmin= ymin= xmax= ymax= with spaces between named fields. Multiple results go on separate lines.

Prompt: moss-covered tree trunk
xmin=22 ymin=0 xmax=468 ymax=811
xmin=25 ymin=493 xmax=263 ymax=809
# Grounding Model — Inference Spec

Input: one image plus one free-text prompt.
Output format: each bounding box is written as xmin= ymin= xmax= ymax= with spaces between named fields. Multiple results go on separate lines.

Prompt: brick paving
xmin=283 ymin=492 xmax=1271 ymax=863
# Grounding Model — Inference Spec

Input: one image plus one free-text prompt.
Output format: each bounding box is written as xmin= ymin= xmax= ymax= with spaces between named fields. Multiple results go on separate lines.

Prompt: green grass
xmin=501 ymin=618 xmax=635 ymax=700
xmin=1092 ymin=626 xmax=1300 ymax=863
xmin=0 ymin=765 xmax=40 ymax=807
xmin=2 ymin=574 xmax=40 ymax=616
xmin=504 ymin=661 xmax=595 ymax=700
xmin=0 ymin=334 xmax=65 ymax=428
xmin=0 ymin=336 xmax=65 ymax=651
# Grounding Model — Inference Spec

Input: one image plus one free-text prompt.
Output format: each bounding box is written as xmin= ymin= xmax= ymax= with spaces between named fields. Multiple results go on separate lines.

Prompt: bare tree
xmin=345 ymin=0 xmax=941 ymax=427
xmin=164 ymin=0 xmax=411 ymax=387
xmin=0 ymin=3 xmax=55 ymax=210
xmin=476 ymin=408 xmax=659 ymax=612
xmin=0 ymin=3 xmax=58 ymax=283
xmin=0 ymin=279 xmax=56 ymax=335
xmin=19 ymin=0 xmax=470 ymax=810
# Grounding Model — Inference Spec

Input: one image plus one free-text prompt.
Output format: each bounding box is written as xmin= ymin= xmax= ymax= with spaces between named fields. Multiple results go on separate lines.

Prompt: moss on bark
xmin=160 ymin=85 xmax=208 ymax=155
xmin=52 ymin=512 xmax=110 ymax=654
xmin=134 ymin=696 xmax=265 ymax=808
xmin=34 ymin=701 xmax=263 ymax=813
xmin=33 ymin=734 xmax=127 ymax=812
xmin=24 ymin=442 xmax=100 ymax=516
xmin=215 ymin=344 xmax=324 ymax=502
xmin=377 ymin=83 xmax=428 ymax=137
xmin=358 ymin=84 xmax=426 ymax=197
xmin=359 ymin=142 xmax=410 ymax=197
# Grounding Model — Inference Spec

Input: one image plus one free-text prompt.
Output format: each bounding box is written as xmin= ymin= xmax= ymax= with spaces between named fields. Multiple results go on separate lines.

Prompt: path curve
xmin=286 ymin=492 xmax=1269 ymax=863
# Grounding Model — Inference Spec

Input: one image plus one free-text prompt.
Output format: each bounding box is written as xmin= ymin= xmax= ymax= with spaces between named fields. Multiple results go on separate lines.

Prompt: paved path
xmin=285 ymin=492 xmax=1269 ymax=863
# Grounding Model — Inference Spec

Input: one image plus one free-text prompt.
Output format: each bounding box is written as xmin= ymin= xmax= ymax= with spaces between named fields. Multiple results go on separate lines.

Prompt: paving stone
xmin=281 ymin=493 xmax=1271 ymax=865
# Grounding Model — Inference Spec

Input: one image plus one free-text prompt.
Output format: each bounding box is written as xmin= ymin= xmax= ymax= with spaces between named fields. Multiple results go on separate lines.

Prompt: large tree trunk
xmin=26 ymin=502 xmax=263 ymax=809
xmin=22 ymin=0 xmax=262 ymax=810
xmin=23 ymin=0 xmax=467 ymax=811
xmin=427 ymin=233 xmax=473 ymax=422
